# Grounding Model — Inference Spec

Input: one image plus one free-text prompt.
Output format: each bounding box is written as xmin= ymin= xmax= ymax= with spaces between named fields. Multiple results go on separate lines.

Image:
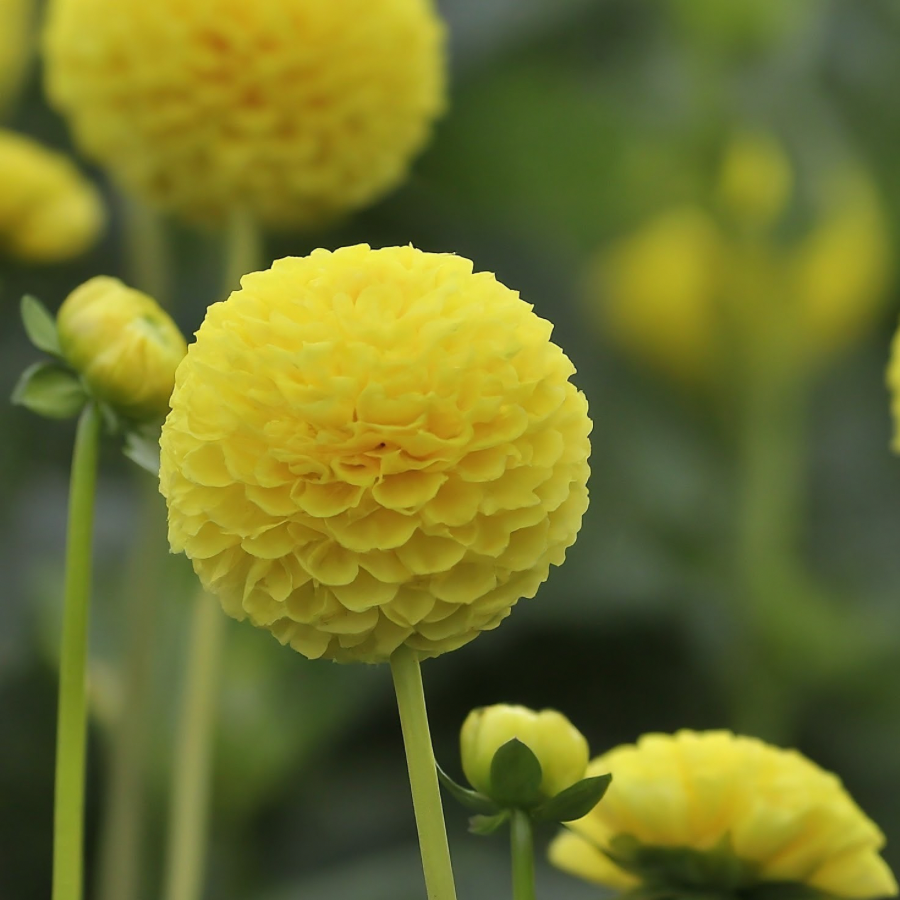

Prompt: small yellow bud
xmin=461 ymin=704 xmax=589 ymax=801
xmin=718 ymin=131 xmax=792 ymax=228
xmin=0 ymin=129 xmax=105 ymax=263
xmin=57 ymin=276 xmax=187 ymax=420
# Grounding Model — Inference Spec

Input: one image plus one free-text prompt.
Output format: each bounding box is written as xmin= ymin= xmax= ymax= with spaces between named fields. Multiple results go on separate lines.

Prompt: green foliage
xmin=11 ymin=362 xmax=86 ymax=420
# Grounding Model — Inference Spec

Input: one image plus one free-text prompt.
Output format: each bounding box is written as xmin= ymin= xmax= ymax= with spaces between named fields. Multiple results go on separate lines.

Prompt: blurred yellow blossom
xmin=549 ymin=730 xmax=897 ymax=899
xmin=58 ymin=276 xmax=187 ymax=420
xmin=44 ymin=0 xmax=445 ymax=229
xmin=461 ymin=705 xmax=589 ymax=801
xmin=159 ymin=244 xmax=591 ymax=663
xmin=0 ymin=129 xmax=104 ymax=263
xmin=592 ymin=135 xmax=892 ymax=386
xmin=0 ymin=0 xmax=32 ymax=114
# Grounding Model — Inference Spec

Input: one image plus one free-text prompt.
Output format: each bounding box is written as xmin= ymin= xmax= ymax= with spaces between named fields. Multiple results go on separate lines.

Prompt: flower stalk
xmin=510 ymin=809 xmax=536 ymax=900
xmin=390 ymin=645 xmax=457 ymax=900
xmin=53 ymin=401 xmax=103 ymax=900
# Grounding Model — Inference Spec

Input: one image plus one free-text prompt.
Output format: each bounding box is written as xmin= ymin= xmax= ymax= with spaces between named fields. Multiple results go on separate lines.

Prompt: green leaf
xmin=11 ymin=363 xmax=87 ymax=420
xmin=468 ymin=810 xmax=509 ymax=836
xmin=532 ymin=773 xmax=612 ymax=822
xmin=436 ymin=763 xmax=498 ymax=815
xmin=489 ymin=738 xmax=543 ymax=809
xmin=123 ymin=430 xmax=161 ymax=475
xmin=20 ymin=295 xmax=62 ymax=357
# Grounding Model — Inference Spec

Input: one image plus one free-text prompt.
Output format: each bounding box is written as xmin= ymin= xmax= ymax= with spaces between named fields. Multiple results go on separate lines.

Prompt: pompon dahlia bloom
xmin=0 ymin=130 xmax=105 ymax=263
xmin=159 ymin=245 xmax=591 ymax=663
xmin=43 ymin=0 xmax=445 ymax=228
xmin=549 ymin=730 xmax=898 ymax=899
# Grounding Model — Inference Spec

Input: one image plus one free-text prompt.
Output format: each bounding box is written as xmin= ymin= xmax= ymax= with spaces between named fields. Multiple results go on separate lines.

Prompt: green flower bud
xmin=57 ymin=276 xmax=187 ymax=420
xmin=461 ymin=704 xmax=589 ymax=802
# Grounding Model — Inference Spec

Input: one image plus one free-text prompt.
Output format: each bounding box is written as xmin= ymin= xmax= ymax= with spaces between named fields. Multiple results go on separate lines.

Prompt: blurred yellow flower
xmin=159 ymin=244 xmax=591 ymax=663
xmin=461 ymin=704 xmax=589 ymax=801
xmin=0 ymin=129 xmax=105 ymax=263
xmin=549 ymin=730 xmax=897 ymax=899
xmin=888 ymin=326 xmax=900 ymax=453
xmin=0 ymin=0 xmax=32 ymax=114
xmin=592 ymin=135 xmax=892 ymax=386
xmin=58 ymin=276 xmax=187 ymax=420
xmin=44 ymin=0 xmax=445 ymax=229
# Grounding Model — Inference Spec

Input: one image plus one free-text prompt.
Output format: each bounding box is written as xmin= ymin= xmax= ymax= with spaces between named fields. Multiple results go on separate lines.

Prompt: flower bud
xmin=57 ymin=276 xmax=187 ymax=420
xmin=461 ymin=704 xmax=589 ymax=801
xmin=0 ymin=129 xmax=105 ymax=263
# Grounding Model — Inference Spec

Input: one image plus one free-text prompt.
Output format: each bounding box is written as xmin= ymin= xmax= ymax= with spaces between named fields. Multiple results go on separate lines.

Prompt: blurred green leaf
xmin=20 ymin=296 xmax=61 ymax=358
xmin=11 ymin=363 xmax=86 ymax=420
xmin=532 ymin=773 xmax=611 ymax=823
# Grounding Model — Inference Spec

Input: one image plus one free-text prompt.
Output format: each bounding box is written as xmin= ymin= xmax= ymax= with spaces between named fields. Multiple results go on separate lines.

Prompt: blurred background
xmin=3 ymin=0 xmax=900 ymax=898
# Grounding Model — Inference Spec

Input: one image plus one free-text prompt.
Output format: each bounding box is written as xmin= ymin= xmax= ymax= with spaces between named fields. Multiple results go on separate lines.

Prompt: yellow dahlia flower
xmin=0 ymin=0 xmax=32 ymax=113
xmin=44 ymin=0 xmax=445 ymax=228
xmin=0 ymin=130 xmax=105 ymax=263
xmin=461 ymin=705 xmax=589 ymax=801
xmin=888 ymin=326 xmax=900 ymax=453
xmin=594 ymin=138 xmax=892 ymax=386
xmin=159 ymin=244 xmax=591 ymax=663
xmin=549 ymin=730 xmax=897 ymax=899
xmin=58 ymin=276 xmax=188 ymax=420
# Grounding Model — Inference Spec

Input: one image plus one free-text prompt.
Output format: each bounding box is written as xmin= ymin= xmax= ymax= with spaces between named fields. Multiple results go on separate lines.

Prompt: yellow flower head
xmin=0 ymin=129 xmax=105 ymax=263
xmin=0 ymin=0 xmax=32 ymax=113
xmin=461 ymin=704 xmax=589 ymax=801
xmin=44 ymin=0 xmax=445 ymax=229
xmin=593 ymin=136 xmax=892 ymax=386
xmin=159 ymin=244 xmax=591 ymax=663
xmin=58 ymin=276 xmax=188 ymax=420
xmin=549 ymin=730 xmax=897 ymax=899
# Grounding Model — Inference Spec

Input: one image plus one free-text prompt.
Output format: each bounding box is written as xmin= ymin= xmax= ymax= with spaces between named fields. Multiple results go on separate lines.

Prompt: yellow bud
xmin=718 ymin=131 xmax=792 ymax=228
xmin=57 ymin=276 xmax=187 ymax=420
xmin=0 ymin=129 xmax=105 ymax=263
xmin=0 ymin=0 xmax=32 ymax=114
xmin=460 ymin=704 xmax=589 ymax=800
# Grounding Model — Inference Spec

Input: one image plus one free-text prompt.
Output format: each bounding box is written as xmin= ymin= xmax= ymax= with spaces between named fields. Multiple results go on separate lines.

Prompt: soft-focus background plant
xmin=4 ymin=1 xmax=900 ymax=898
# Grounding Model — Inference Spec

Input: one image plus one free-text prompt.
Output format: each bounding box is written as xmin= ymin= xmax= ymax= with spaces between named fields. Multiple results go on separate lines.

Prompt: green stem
xmin=161 ymin=592 xmax=225 ymax=900
xmin=510 ymin=810 xmax=536 ymax=900
xmin=53 ymin=403 xmax=103 ymax=900
xmin=94 ymin=481 xmax=168 ymax=900
xmin=122 ymin=194 xmax=169 ymax=304
xmin=224 ymin=206 xmax=264 ymax=293
xmin=390 ymin=646 xmax=457 ymax=900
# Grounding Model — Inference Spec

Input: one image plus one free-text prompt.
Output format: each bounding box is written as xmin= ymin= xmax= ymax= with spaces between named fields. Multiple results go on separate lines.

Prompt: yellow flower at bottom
xmin=159 ymin=245 xmax=591 ymax=663
xmin=0 ymin=130 xmax=104 ymax=263
xmin=58 ymin=276 xmax=187 ymax=420
xmin=549 ymin=730 xmax=897 ymax=899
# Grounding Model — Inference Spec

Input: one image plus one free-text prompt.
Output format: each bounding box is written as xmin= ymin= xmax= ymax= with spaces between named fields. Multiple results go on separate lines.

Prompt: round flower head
xmin=0 ymin=0 xmax=32 ymax=114
xmin=461 ymin=705 xmax=589 ymax=801
xmin=44 ymin=0 xmax=445 ymax=228
xmin=159 ymin=245 xmax=591 ymax=663
xmin=0 ymin=129 xmax=105 ymax=263
xmin=549 ymin=730 xmax=897 ymax=899
xmin=58 ymin=276 xmax=188 ymax=420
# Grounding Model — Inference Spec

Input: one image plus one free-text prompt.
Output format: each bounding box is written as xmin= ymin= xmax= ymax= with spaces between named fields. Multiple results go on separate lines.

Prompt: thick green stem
xmin=390 ymin=646 xmax=457 ymax=900
xmin=53 ymin=403 xmax=103 ymax=900
xmin=510 ymin=810 xmax=536 ymax=900
xmin=161 ymin=592 xmax=225 ymax=900
xmin=122 ymin=195 xmax=170 ymax=304
xmin=224 ymin=206 xmax=264 ymax=293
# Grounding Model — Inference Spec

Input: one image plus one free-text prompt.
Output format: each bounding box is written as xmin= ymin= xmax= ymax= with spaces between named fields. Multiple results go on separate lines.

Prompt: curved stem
xmin=390 ymin=646 xmax=457 ymax=900
xmin=161 ymin=592 xmax=225 ymax=900
xmin=53 ymin=403 xmax=103 ymax=900
xmin=510 ymin=810 xmax=536 ymax=900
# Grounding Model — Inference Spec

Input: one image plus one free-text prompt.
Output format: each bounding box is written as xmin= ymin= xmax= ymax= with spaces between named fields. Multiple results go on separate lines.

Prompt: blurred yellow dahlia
xmin=159 ymin=244 xmax=591 ymax=663
xmin=44 ymin=0 xmax=445 ymax=228
xmin=0 ymin=129 xmax=105 ymax=263
xmin=593 ymin=134 xmax=892 ymax=386
xmin=549 ymin=730 xmax=897 ymax=899
xmin=0 ymin=0 xmax=32 ymax=113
